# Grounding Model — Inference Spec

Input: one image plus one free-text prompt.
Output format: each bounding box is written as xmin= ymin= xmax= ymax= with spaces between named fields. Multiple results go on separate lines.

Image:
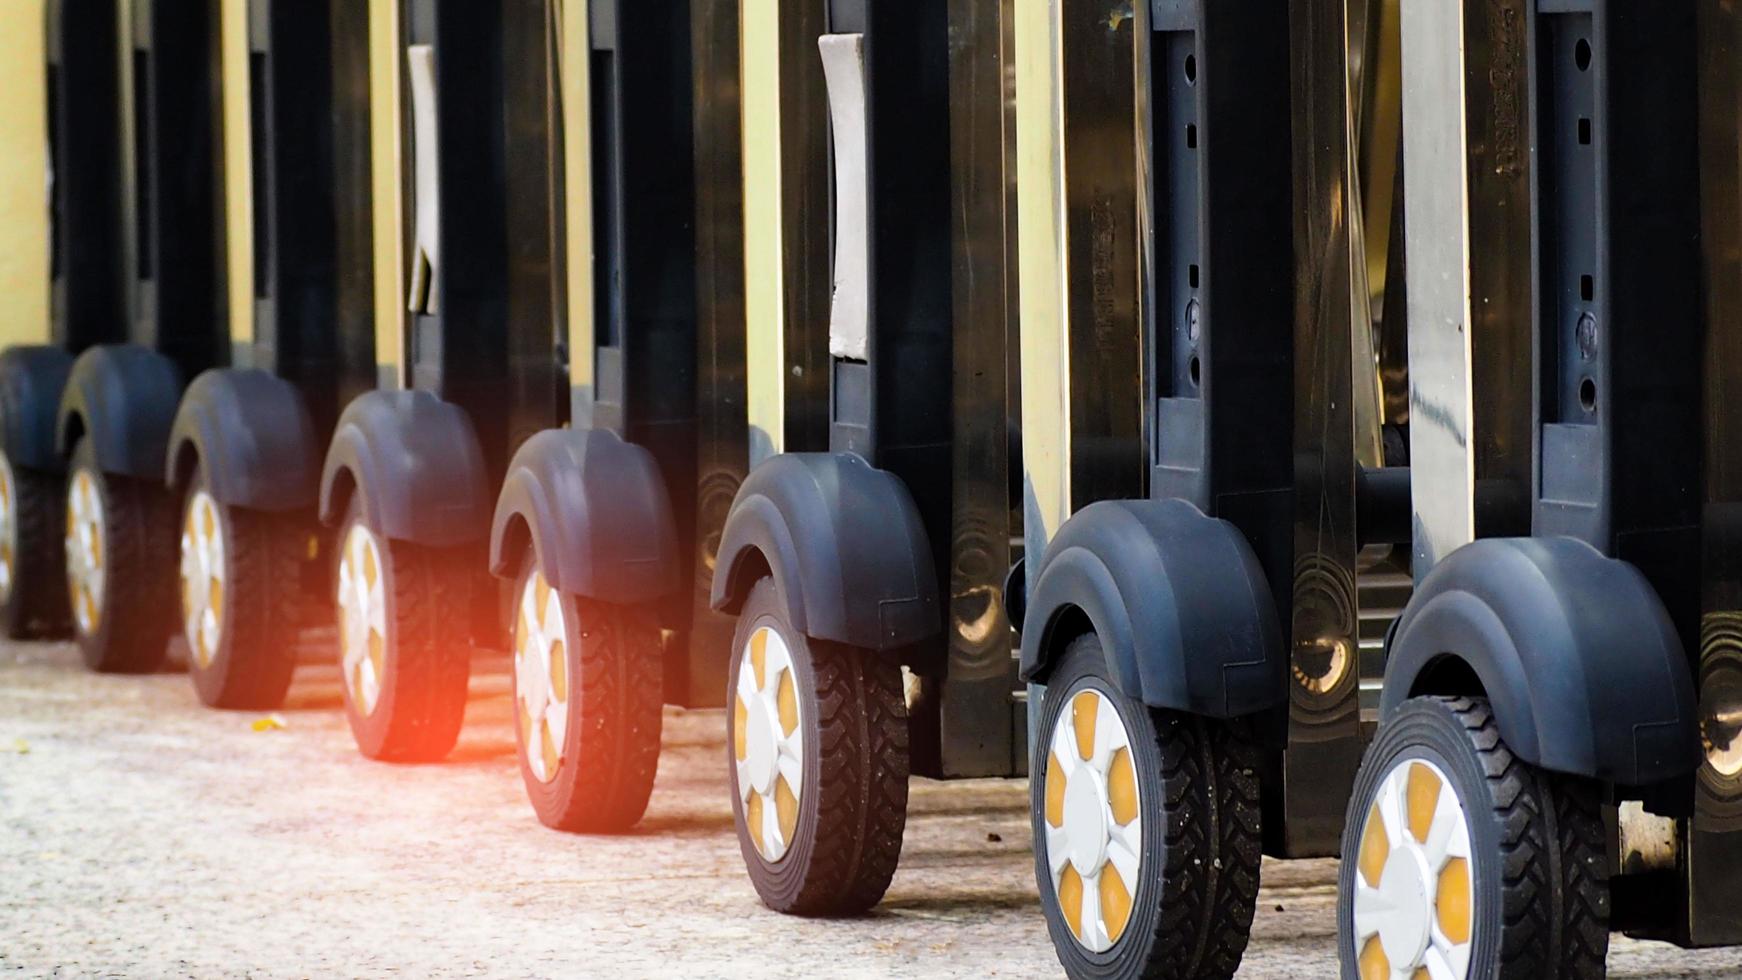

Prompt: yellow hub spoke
xmin=514 ymin=569 xmax=570 ymax=783
xmin=736 ymin=626 xmax=803 ymax=862
xmin=1352 ymin=756 xmax=1475 ymax=978
xmin=1045 ymin=684 xmax=1143 ymax=954
xmin=338 ymin=525 xmax=388 ymax=716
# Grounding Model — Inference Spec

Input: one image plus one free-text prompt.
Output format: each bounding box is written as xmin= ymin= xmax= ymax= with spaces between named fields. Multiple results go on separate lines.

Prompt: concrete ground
xmin=2 ymin=639 xmax=1740 ymax=979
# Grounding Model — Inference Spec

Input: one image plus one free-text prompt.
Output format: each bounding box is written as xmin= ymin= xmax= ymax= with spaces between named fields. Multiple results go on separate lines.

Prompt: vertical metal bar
xmin=1462 ymin=0 xmax=1533 ymax=542
xmin=1401 ymin=0 xmax=1473 ymax=577
xmin=1691 ymin=0 xmax=1742 ymax=947
xmin=1282 ymin=0 xmax=1364 ymax=857
xmin=47 ymin=0 xmax=129 ymax=353
xmin=1015 ymin=0 xmax=1066 ymax=748
xmin=127 ymin=2 xmax=156 ymax=349
xmin=502 ymin=0 xmax=564 ymax=454
xmin=218 ymin=0 xmax=253 ymax=359
xmin=1019 ymin=2 xmax=1147 ymax=761
xmin=0 ymin=0 xmax=50 ymax=349
xmin=1059 ymin=1 xmax=1144 ymax=510
xmin=367 ymin=0 xmax=403 ymax=389
xmin=1405 ymin=0 xmax=1534 ymax=582
xmin=1529 ymin=0 xmax=1703 ymax=594
xmin=135 ymin=0 xmax=226 ymax=375
xmin=739 ymin=0 xmax=830 ymax=465
xmin=923 ymin=0 xmax=1022 ymax=779
xmin=680 ymin=0 xmax=749 ymax=710
xmin=117 ymin=0 xmax=137 ymax=337
xmin=1344 ymin=5 xmax=1385 ymax=475
xmin=328 ymin=0 xmax=377 ymax=413
xmin=558 ymin=0 xmax=593 ymax=422
xmin=739 ymin=0 xmax=785 ymax=464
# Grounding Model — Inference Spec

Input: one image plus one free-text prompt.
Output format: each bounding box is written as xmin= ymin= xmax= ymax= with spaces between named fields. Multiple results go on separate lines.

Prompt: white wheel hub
xmin=336 ymin=523 xmax=387 ymax=716
xmin=1042 ymin=687 xmax=1142 ymax=954
xmin=0 ymin=452 xmax=17 ymax=603
xmin=733 ymin=626 xmax=803 ymax=862
xmin=178 ymin=491 xmax=226 ymax=668
xmin=64 ymin=470 xmax=105 ymax=635
xmin=514 ymin=569 xmax=568 ymax=783
xmin=1351 ymin=757 xmax=1475 ymax=979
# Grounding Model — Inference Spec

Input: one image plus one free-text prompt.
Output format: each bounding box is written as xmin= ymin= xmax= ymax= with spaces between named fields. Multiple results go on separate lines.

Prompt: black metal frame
xmin=45 ymin=0 xmax=128 ymax=355
xmin=126 ymin=0 xmax=227 ymax=375
xmin=0 ymin=1 xmax=130 ymax=476
xmin=1384 ymin=0 xmax=1713 ymax=947
xmin=1693 ymin=0 xmax=1742 ymax=947
xmin=55 ymin=0 xmax=229 ymax=484
xmin=489 ymin=0 xmax=760 ymax=709
xmin=166 ymin=0 xmax=380 ymax=519
xmin=244 ymin=0 xmax=374 ymax=433
xmin=713 ymin=0 xmax=1027 ymax=778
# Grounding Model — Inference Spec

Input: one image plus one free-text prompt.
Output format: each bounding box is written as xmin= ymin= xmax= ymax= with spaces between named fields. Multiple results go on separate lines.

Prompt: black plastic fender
xmin=1383 ymin=536 xmax=1699 ymax=785
xmin=0 ymin=345 xmax=74 ymax=471
xmin=56 ymin=344 xmax=184 ymax=479
xmin=1018 ymin=498 xmax=1285 ymax=719
xmin=165 ymin=368 xmax=318 ymax=511
xmin=710 ymin=452 xmax=939 ymax=653
xmin=488 ymin=428 xmax=679 ymax=604
xmin=318 ymin=388 xmax=490 ymax=548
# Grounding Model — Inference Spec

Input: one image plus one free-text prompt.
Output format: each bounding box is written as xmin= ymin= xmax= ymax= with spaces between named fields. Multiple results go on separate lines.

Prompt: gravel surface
xmin=3 ymin=639 xmax=1741 ymax=978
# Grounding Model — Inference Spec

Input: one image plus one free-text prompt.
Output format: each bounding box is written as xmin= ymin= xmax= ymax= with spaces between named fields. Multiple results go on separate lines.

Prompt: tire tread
xmin=192 ymin=498 xmax=302 ymax=709
xmin=2 ymin=465 xmax=69 ymax=638
xmin=1435 ymin=695 xmax=1609 ymax=980
xmin=71 ymin=437 xmax=173 ymax=673
xmin=792 ymin=635 xmax=910 ymax=914
xmin=530 ymin=596 xmax=664 ymax=832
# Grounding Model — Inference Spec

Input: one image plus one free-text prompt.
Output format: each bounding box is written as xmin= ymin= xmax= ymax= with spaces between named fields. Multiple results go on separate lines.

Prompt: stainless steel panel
xmin=683 ymin=0 xmax=751 ymax=710
xmin=1283 ymin=0 xmax=1365 ymax=857
xmin=1402 ymin=0 xmax=1534 ymax=573
xmin=1401 ymin=0 xmax=1473 ymax=578
xmin=1692 ymin=0 xmax=1742 ymax=945
xmin=1460 ymin=0 xmax=1532 ymax=543
xmin=1060 ymin=1 xmax=1144 ymax=507
xmin=921 ymin=0 xmax=1022 ymax=779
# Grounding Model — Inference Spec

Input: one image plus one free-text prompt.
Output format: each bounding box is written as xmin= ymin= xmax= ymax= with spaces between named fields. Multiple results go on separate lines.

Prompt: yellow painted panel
xmin=740 ymin=0 xmax=784 ymax=461
xmin=219 ymin=0 xmax=253 ymax=347
xmin=369 ymin=0 xmax=403 ymax=385
xmin=1016 ymin=0 xmax=1069 ymax=546
xmin=0 ymin=0 xmax=49 ymax=347
xmin=561 ymin=0 xmax=595 ymax=399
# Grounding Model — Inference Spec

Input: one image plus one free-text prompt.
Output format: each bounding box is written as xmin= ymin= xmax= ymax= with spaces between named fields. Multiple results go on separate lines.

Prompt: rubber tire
xmin=1033 ymin=633 xmax=1262 ymax=980
xmin=182 ymin=467 xmax=303 ymax=709
xmin=727 ymin=576 xmax=909 ymax=915
xmin=66 ymin=435 xmax=174 ymax=673
xmin=512 ymin=554 xmax=664 ymax=832
xmin=337 ymin=497 xmax=470 ymax=761
xmin=1337 ymin=696 xmax=1609 ymax=979
xmin=0 ymin=461 xmax=69 ymax=638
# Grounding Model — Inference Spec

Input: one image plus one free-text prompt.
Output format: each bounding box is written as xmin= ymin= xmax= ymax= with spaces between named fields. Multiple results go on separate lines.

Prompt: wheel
xmin=1033 ymin=632 xmax=1262 ymax=980
xmin=0 ymin=450 xmax=69 ymax=638
xmin=726 ymin=576 xmax=908 ymax=915
xmin=333 ymin=497 xmax=468 ymax=761
xmin=63 ymin=435 xmax=174 ymax=672
xmin=1338 ymin=695 xmax=1608 ymax=979
xmin=178 ymin=469 xmax=303 ymax=708
xmin=510 ymin=553 xmax=663 ymax=831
